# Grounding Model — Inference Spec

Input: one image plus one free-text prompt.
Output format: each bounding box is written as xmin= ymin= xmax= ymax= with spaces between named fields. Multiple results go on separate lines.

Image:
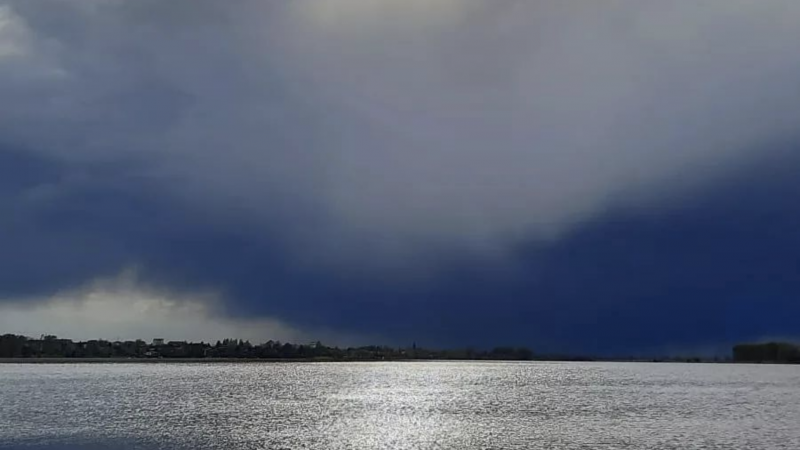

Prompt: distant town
xmin=0 ymin=334 xmax=535 ymax=361
xmin=1 ymin=334 xmax=797 ymax=363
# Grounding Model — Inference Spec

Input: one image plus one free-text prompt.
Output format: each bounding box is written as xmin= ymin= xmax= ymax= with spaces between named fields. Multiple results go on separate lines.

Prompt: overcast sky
xmin=2 ymin=1 xmax=800 ymax=354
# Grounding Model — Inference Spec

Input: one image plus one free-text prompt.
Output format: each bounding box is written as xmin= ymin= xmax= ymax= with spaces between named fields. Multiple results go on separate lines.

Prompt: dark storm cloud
xmin=0 ymin=145 xmax=168 ymax=298
xmin=6 ymin=144 xmax=799 ymax=354
xmin=2 ymin=1 xmax=800 ymax=351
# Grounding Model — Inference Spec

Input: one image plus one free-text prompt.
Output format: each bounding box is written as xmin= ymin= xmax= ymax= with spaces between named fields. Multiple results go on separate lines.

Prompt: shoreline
xmin=0 ymin=357 xmax=348 ymax=364
xmin=0 ymin=357 xmax=752 ymax=365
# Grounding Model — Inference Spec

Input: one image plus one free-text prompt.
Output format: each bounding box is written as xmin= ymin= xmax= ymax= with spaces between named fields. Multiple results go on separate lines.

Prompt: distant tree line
xmin=733 ymin=342 xmax=800 ymax=364
xmin=11 ymin=334 xmax=790 ymax=363
xmin=0 ymin=334 xmax=535 ymax=361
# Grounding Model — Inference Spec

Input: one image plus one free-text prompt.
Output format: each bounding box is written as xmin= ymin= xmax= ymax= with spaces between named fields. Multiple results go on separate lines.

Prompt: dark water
xmin=1 ymin=362 xmax=799 ymax=450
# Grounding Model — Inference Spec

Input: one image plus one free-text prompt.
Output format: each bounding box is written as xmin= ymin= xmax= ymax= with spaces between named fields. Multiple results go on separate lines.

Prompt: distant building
xmin=152 ymin=338 xmax=165 ymax=346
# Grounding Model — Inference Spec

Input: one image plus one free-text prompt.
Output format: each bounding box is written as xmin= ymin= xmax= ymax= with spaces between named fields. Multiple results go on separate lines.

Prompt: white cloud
xmin=3 ymin=1 xmax=800 ymax=269
xmin=0 ymin=269 xmax=354 ymax=345
xmin=0 ymin=4 xmax=30 ymax=59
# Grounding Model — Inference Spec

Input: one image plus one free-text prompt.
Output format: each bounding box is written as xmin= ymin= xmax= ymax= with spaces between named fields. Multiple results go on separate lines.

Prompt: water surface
xmin=1 ymin=361 xmax=799 ymax=449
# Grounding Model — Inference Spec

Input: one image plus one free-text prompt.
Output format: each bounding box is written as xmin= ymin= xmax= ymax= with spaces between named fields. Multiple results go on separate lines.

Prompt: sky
xmin=2 ymin=0 xmax=800 ymax=355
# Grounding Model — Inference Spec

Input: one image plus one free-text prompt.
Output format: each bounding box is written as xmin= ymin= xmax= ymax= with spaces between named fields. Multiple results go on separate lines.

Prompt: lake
xmin=1 ymin=361 xmax=799 ymax=449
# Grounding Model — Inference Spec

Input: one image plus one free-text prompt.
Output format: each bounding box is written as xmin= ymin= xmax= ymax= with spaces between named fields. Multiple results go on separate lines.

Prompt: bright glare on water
xmin=1 ymin=362 xmax=799 ymax=449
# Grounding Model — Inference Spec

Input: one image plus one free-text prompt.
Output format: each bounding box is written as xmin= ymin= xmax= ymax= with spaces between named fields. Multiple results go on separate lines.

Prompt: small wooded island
xmin=732 ymin=342 xmax=800 ymax=364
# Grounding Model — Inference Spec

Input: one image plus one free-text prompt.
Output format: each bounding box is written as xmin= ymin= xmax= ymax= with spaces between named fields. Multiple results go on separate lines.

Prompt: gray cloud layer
xmin=3 ymin=0 xmax=800 ymax=270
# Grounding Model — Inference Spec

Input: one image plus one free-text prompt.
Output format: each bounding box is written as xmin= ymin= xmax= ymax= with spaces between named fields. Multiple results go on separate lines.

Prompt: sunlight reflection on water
xmin=2 ymin=361 xmax=799 ymax=450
